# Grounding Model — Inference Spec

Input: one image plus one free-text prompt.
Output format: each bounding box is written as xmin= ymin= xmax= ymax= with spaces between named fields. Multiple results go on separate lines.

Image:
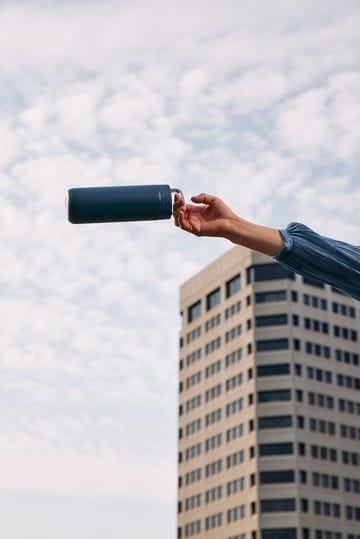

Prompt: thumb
xmin=191 ymin=193 xmax=218 ymax=205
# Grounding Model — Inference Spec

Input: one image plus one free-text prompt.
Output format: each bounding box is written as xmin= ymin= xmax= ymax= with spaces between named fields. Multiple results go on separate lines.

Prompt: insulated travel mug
xmin=67 ymin=184 xmax=183 ymax=224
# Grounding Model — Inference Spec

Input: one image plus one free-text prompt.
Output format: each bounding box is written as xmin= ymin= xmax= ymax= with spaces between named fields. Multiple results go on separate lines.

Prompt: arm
xmin=274 ymin=223 xmax=360 ymax=301
xmin=174 ymin=193 xmax=360 ymax=301
xmin=173 ymin=193 xmax=283 ymax=256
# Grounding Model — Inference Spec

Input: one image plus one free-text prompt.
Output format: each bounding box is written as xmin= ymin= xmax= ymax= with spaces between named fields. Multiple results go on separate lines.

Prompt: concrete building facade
xmin=177 ymin=245 xmax=360 ymax=539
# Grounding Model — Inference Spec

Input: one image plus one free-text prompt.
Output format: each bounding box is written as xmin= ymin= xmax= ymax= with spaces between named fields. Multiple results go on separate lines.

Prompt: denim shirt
xmin=273 ymin=223 xmax=360 ymax=301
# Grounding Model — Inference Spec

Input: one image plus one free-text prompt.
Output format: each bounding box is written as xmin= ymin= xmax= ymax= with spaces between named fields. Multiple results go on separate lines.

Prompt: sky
xmin=0 ymin=0 xmax=360 ymax=537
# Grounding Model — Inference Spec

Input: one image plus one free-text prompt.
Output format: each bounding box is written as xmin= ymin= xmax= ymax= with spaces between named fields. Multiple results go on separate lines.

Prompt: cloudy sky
xmin=0 ymin=0 xmax=360 ymax=537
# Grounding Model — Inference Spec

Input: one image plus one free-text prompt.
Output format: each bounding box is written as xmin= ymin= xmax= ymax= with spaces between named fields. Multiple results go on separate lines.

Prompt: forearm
xmin=225 ymin=215 xmax=284 ymax=257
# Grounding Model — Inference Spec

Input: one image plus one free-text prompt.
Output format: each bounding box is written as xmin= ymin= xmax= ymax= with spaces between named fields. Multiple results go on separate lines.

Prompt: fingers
xmin=173 ymin=195 xmax=188 ymax=229
xmin=179 ymin=210 xmax=191 ymax=232
xmin=173 ymin=194 xmax=185 ymax=226
xmin=191 ymin=193 xmax=217 ymax=205
xmin=174 ymin=211 xmax=180 ymax=227
xmin=173 ymin=205 xmax=194 ymax=233
xmin=175 ymin=207 xmax=190 ymax=231
xmin=173 ymin=193 xmax=185 ymax=212
xmin=173 ymin=194 xmax=183 ymax=228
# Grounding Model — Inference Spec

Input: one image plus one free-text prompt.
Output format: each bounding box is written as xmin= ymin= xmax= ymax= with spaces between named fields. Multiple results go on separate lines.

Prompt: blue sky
xmin=0 ymin=1 xmax=360 ymax=537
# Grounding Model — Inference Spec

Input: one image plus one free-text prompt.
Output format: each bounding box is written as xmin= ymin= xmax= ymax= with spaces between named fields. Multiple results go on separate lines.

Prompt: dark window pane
xmin=259 ymin=442 xmax=293 ymax=456
xmin=259 ymin=416 xmax=292 ymax=429
xmin=255 ymin=290 xmax=287 ymax=303
xmin=257 ymin=364 xmax=290 ymax=377
xmin=206 ymin=288 xmax=221 ymax=311
xmin=261 ymin=498 xmax=296 ymax=513
xmin=257 ymin=339 xmax=289 ymax=352
xmin=188 ymin=300 xmax=201 ymax=323
xmin=226 ymin=274 xmax=241 ymax=298
xmin=256 ymin=314 xmax=288 ymax=327
xmin=258 ymin=390 xmax=291 ymax=403
xmin=247 ymin=263 xmax=295 ymax=284
xmin=260 ymin=470 xmax=295 ymax=484
xmin=261 ymin=530 xmax=296 ymax=539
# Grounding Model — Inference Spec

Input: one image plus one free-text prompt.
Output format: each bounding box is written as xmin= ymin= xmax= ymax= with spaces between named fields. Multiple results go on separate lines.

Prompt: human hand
xmin=173 ymin=193 xmax=237 ymax=238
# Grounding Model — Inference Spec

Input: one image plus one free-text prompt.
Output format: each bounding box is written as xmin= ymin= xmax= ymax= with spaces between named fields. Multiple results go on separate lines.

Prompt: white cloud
xmin=276 ymin=70 xmax=360 ymax=163
xmin=209 ymin=68 xmax=290 ymax=112
xmin=0 ymin=124 xmax=19 ymax=168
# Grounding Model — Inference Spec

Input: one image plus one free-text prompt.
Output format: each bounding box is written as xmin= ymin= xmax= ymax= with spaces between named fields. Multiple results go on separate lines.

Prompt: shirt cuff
xmin=273 ymin=228 xmax=294 ymax=261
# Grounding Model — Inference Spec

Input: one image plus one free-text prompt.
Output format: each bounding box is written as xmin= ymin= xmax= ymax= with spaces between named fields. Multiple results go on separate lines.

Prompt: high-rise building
xmin=177 ymin=245 xmax=360 ymax=539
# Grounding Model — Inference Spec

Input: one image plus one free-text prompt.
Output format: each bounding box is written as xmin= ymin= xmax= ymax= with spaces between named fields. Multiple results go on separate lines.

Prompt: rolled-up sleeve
xmin=273 ymin=222 xmax=360 ymax=301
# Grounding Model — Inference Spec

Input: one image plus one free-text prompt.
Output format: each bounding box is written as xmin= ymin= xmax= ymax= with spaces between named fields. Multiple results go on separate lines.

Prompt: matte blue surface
xmin=68 ymin=185 xmax=173 ymax=223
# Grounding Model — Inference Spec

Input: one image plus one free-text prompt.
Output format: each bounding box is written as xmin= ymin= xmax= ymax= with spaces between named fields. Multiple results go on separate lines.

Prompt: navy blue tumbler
xmin=67 ymin=184 xmax=183 ymax=224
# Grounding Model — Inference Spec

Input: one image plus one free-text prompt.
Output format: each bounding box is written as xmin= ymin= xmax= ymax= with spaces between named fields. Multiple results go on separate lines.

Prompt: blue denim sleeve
xmin=273 ymin=222 xmax=360 ymax=301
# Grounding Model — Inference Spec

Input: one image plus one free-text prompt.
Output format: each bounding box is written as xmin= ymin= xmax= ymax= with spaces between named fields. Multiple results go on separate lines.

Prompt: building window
xmin=205 ymin=459 xmax=223 ymax=477
xmin=227 ymin=505 xmax=246 ymax=523
xmin=298 ymin=443 xmax=306 ymax=456
xmin=205 ymin=336 xmax=222 ymax=355
xmin=227 ymin=477 xmax=245 ymax=495
xmin=299 ymin=470 xmax=307 ymax=483
xmin=256 ymin=339 xmax=289 ymax=352
xmin=205 ymin=313 xmax=221 ymax=332
xmin=205 ymin=485 xmax=223 ymax=504
xmin=260 ymin=498 xmax=296 ymax=513
xmin=225 ymin=348 xmax=242 ymax=368
xmin=226 ymin=450 xmax=245 ymax=469
xmin=188 ymin=300 xmax=201 ymax=323
xmin=257 ymin=363 xmax=290 ymax=377
xmin=259 ymin=470 xmax=295 ymax=484
xmin=258 ymin=389 xmax=291 ymax=403
xmin=184 ymin=494 xmax=202 ymax=511
xmin=206 ymin=288 xmax=221 ymax=311
xmin=226 ymin=423 xmax=244 ymax=442
xmin=261 ymin=530 xmax=296 ymax=539
xmin=205 ymin=512 xmax=223 ymax=530
xmin=226 ymin=274 xmax=241 ymax=297
xmin=258 ymin=415 xmax=292 ymax=429
xmin=205 ymin=433 xmax=222 ymax=452
xmin=255 ymin=290 xmax=287 ymax=303
xmin=226 ymin=373 xmax=243 ymax=392
xmin=185 ymin=468 xmax=202 ymax=486
xmin=297 ymin=415 xmax=305 ymax=428
xmin=259 ymin=442 xmax=293 ymax=456
xmin=184 ymin=520 xmax=201 ymax=537
xmin=256 ymin=314 xmax=288 ymax=327
xmin=225 ymin=324 xmax=242 ymax=342
xmin=247 ymin=263 xmax=295 ymax=284
xmin=226 ymin=398 xmax=244 ymax=417
xmin=205 ymin=359 xmax=222 ymax=378
xmin=225 ymin=300 xmax=242 ymax=319
xmin=205 ymin=408 xmax=222 ymax=427
xmin=301 ymin=499 xmax=308 ymax=513
xmin=205 ymin=383 xmax=222 ymax=402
